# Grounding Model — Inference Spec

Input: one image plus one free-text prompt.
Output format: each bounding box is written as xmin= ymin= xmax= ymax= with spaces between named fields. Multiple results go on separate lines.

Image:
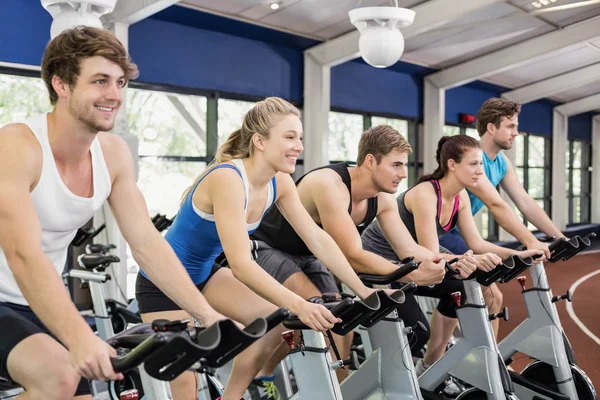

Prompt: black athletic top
xmin=251 ymin=163 xmax=379 ymax=256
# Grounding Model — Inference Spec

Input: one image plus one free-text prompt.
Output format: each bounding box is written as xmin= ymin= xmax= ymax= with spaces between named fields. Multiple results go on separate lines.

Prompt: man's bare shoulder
xmin=301 ymin=168 xmax=346 ymax=191
xmin=0 ymin=123 xmax=42 ymax=172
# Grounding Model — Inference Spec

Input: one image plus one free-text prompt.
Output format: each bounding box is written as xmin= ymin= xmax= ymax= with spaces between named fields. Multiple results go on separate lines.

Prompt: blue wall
xmin=0 ymin=1 xmax=594 ymax=140
xmin=129 ymin=18 xmax=304 ymax=101
xmin=331 ymin=60 xmax=421 ymax=118
xmin=569 ymin=113 xmax=594 ymax=141
xmin=0 ymin=0 xmax=51 ymax=66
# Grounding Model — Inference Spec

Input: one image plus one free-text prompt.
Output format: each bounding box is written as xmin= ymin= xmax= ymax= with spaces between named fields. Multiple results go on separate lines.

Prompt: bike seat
xmin=86 ymin=243 xmax=116 ymax=254
xmin=78 ymin=254 xmax=120 ymax=269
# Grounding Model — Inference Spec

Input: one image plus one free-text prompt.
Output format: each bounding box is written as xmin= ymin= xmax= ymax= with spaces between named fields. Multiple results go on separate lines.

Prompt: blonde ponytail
xmin=179 ymin=97 xmax=300 ymax=205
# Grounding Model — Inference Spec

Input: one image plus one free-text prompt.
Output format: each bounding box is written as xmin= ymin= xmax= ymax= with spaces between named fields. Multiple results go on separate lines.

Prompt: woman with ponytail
xmin=135 ymin=97 xmax=382 ymax=400
xmin=362 ymin=135 xmax=541 ymax=386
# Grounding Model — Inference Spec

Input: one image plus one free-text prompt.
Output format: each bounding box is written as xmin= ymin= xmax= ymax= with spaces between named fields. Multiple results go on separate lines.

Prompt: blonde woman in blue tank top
xmin=404 ymin=135 xmax=542 ymax=369
xmin=136 ymin=97 xmax=383 ymax=400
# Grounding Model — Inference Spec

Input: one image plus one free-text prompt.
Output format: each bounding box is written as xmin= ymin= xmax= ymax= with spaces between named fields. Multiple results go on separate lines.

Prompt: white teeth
xmin=96 ymin=106 xmax=112 ymax=112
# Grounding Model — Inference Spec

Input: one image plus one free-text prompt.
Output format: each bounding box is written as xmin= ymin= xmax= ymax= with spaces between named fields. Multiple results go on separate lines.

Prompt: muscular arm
xmin=105 ymin=135 xmax=219 ymax=325
xmin=275 ymin=174 xmax=370 ymax=299
xmin=310 ymin=178 xmax=402 ymax=277
xmin=468 ymin=164 xmax=542 ymax=246
xmin=209 ymin=169 xmax=307 ymax=315
xmin=500 ymin=157 xmax=564 ymax=239
xmin=0 ymin=126 xmax=94 ymax=349
xmin=455 ymin=191 xmax=516 ymax=259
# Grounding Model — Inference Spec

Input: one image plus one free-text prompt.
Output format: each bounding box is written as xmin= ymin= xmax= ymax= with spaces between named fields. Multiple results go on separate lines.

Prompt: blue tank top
xmin=467 ymin=151 xmax=507 ymax=216
xmin=140 ymin=159 xmax=277 ymax=285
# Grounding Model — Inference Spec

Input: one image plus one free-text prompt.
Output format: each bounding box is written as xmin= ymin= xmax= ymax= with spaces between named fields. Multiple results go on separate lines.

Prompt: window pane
xmin=371 ymin=117 xmax=408 ymax=137
xmin=572 ymin=141 xmax=582 ymax=168
xmin=218 ymin=99 xmax=255 ymax=146
xmin=127 ymin=88 xmax=207 ymax=156
xmin=443 ymin=125 xmax=460 ymax=136
xmin=565 ymin=144 xmax=571 ymax=167
xmin=480 ymin=208 xmax=489 ymax=240
xmin=528 ymin=168 xmax=545 ymax=198
xmin=465 ymin=128 xmax=479 ymax=139
xmin=137 ymin=160 xmax=207 ymax=218
xmin=328 ymin=111 xmax=363 ymax=162
xmin=516 ymin=167 xmax=525 ymax=186
xmin=515 ymin=134 xmax=525 ymax=167
xmin=573 ymin=197 xmax=581 ymax=224
xmin=527 ymin=135 xmax=545 ymax=167
xmin=0 ymin=74 xmax=51 ymax=124
xmin=572 ymin=169 xmax=581 ymax=196
xmin=565 ymin=168 xmax=570 ymax=193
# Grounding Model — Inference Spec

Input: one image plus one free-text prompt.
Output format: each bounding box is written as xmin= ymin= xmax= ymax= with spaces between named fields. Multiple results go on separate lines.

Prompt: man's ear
xmin=52 ymin=75 xmax=70 ymax=101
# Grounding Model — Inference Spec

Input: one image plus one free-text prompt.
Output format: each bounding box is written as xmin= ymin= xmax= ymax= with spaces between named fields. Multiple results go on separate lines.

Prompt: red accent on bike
xmin=119 ymin=389 xmax=139 ymax=400
xmin=517 ymin=276 xmax=527 ymax=291
xmin=282 ymin=330 xmax=295 ymax=349
xmin=451 ymin=291 xmax=461 ymax=307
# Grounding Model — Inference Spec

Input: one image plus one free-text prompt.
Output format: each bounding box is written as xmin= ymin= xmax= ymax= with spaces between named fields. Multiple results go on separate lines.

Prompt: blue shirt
xmin=467 ymin=151 xmax=507 ymax=216
xmin=141 ymin=160 xmax=276 ymax=285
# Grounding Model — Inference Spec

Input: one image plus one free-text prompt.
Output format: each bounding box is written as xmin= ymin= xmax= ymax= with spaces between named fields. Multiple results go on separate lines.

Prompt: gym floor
xmin=498 ymin=251 xmax=600 ymax=387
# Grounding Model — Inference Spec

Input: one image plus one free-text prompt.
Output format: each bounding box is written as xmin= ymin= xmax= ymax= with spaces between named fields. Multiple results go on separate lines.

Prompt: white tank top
xmin=0 ymin=113 xmax=112 ymax=305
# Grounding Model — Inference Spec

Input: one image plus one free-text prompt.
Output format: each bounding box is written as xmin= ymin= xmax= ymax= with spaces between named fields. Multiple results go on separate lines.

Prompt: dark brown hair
xmin=419 ymin=135 xmax=480 ymax=183
xmin=476 ymin=97 xmax=521 ymax=136
xmin=41 ymin=26 xmax=139 ymax=105
xmin=356 ymin=125 xmax=412 ymax=166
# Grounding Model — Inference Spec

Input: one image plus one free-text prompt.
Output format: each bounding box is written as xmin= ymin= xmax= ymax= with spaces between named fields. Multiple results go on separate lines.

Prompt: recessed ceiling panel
xmin=556 ymin=80 xmax=600 ymax=102
xmin=488 ymin=44 xmax=600 ymax=87
xmin=180 ymin=0 xmax=259 ymax=15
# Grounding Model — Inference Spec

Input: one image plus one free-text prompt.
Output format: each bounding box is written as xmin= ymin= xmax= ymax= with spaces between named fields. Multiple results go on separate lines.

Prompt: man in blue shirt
xmin=440 ymin=98 xmax=563 ymax=257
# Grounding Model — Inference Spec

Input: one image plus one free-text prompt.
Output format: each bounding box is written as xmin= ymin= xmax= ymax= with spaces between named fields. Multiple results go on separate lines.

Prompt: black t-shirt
xmin=251 ymin=163 xmax=378 ymax=255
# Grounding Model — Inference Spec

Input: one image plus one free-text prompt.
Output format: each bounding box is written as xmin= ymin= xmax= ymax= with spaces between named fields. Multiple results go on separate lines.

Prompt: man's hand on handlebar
xmin=516 ymin=248 xmax=544 ymax=261
xmin=407 ymin=254 xmax=445 ymax=286
xmin=295 ymin=301 xmax=340 ymax=332
xmin=70 ymin=332 xmax=124 ymax=382
xmin=525 ymin=239 xmax=551 ymax=261
xmin=473 ymin=252 xmax=502 ymax=273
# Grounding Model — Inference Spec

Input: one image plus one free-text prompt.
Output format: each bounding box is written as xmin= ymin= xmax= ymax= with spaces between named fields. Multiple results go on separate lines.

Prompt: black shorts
xmin=251 ymin=240 xmax=339 ymax=294
xmin=135 ymin=263 xmax=222 ymax=314
xmin=0 ymin=302 xmax=91 ymax=395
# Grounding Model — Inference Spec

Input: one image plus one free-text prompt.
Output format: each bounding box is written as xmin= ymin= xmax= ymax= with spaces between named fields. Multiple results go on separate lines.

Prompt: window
xmin=514 ymin=132 xmax=551 ymax=230
xmin=465 ymin=128 xmax=479 ymax=139
xmin=125 ymin=87 xmax=209 ymax=297
xmin=217 ymin=98 xmax=255 ymax=146
xmin=443 ymin=125 xmax=461 ymax=136
xmin=328 ymin=111 xmax=363 ymax=162
xmin=0 ymin=74 xmax=51 ymax=124
xmin=566 ymin=140 xmax=592 ymax=224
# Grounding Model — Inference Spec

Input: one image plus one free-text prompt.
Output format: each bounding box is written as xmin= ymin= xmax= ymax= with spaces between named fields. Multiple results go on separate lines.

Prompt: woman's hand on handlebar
xmin=295 ymin=301 xmax=340 ymax=332
xmin=455 ymin=250 xmax=478 ymax=278
xmin=473 ymin=252 xmax=502 ymax=273
xmin=70 ymin=332 xmax=124 ymax=382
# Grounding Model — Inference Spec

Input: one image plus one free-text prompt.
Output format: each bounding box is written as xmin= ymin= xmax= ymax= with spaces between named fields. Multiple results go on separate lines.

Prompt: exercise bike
xmin=498 ymin=234 xmax=597 ymax=400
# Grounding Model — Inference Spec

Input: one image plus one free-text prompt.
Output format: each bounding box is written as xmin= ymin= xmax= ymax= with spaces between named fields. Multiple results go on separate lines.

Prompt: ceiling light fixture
xmin=532 ymin=1 xmax=542 ymax=7
xmin=270 ymin=2 xmax=280 ymax=10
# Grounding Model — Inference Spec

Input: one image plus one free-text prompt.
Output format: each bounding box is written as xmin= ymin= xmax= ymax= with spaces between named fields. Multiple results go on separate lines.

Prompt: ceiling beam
xmin=428 ymin=16 xmax=600 ymax=90
xmin=502 ymin=63 xmax=600 ymax=104
xmin=305 ymin=0 xmax=503 ymax=67
xmin=102 ymin=0 xmax=180 ymax=25
xmin=555 ymin=92 xmax=600 ymax=116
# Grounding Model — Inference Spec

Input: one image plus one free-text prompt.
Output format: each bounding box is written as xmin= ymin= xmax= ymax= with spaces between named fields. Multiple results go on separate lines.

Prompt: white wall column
xmin=592 ymin=115 xmax=600 ymax=223
xmin=552 ymin=111 xmax=569 ymax=230
xmin=423 ymin=78 xmax=445 ymax=175
xmin=302 ymin=52 xmax=330 ymax=171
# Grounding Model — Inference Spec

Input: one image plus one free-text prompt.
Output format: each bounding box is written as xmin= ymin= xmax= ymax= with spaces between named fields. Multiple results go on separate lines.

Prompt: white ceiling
xmin=179 ymin=0 xmax=600 ymax=112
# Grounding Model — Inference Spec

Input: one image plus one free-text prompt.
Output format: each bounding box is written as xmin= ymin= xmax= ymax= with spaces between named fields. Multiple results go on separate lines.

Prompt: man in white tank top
xmin=0 ymin=27 xmax=226 ymax=400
